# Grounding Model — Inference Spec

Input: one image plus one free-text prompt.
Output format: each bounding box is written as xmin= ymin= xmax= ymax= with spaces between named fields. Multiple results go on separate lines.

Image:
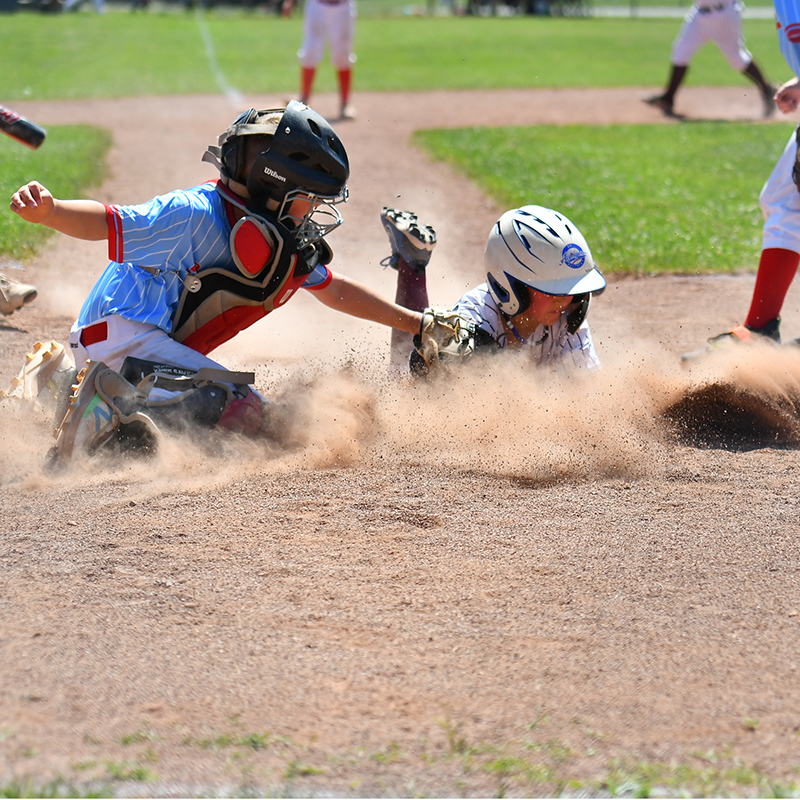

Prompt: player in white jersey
xmin=682 ymin=0 xmax=800 ymax=359
xmin=8 ymin=102 xmax=429 ymax=465
xmin=379 ymin=206 xmax=605 ymax=378
xmin=297 ymin=0 xmax=357 ymax=121
xmin=645 ymin=0 xmax=775 ymax=118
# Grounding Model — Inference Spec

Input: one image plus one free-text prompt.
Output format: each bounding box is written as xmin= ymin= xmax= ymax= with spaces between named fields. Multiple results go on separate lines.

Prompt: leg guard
xmin=50 ymin=361 xmax=163 ymax=469
xmin=50 ymin=357 xmax=264 ymax=467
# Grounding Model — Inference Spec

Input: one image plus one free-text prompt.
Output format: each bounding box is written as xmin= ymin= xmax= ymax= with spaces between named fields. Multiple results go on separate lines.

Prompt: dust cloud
xmin=4 ymin=338 xmax=800 ymax=493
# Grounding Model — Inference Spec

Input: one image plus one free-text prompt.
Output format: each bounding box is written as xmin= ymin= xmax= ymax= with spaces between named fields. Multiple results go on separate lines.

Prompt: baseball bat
xmin=0 ymin=105 xmax=46 ymax=150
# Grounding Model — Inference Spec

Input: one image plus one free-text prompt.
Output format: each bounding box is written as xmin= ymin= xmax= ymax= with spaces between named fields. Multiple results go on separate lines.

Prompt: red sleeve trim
xmin=105 ymin=204 xmax=123 ymax=262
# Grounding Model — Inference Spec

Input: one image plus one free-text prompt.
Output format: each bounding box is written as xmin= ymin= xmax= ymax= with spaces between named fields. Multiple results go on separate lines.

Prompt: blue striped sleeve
xmin=774 ymin=0 xmax=800 ymax=78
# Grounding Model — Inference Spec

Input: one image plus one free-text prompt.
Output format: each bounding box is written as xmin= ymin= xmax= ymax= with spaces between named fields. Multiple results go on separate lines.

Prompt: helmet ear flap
xmin=507 ymin=275 xmax=532 ymax=316
xmin=486 ymin=272 xmax=532 ymax=317
xmin=220 ymin=108 xmax=260 ymax=184
xmin=486 ymin=272 xmax=510 ymax=307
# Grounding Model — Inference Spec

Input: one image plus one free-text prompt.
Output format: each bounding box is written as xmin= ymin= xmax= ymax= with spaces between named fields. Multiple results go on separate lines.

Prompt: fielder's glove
xmin=793 ymin=125 xmax=800 ymax=193
xmin=412 ymin=307 xmax=479 ymax=372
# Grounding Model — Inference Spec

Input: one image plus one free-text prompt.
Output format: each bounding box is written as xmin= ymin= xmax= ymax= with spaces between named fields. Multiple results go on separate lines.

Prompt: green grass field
xmin=0 ymin=10 xmax=792 ymax=272
xmin=416 ymin=122 xmax=795 ymax=273
xmin=0 ymin=126 xmax=111 ymax=259
xmin=0 ymin=12 xmax=789 ymax=99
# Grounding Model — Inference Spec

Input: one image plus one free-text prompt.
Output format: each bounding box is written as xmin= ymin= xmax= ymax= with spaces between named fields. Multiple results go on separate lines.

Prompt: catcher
xmin=379 ymin=205 xmax=606 ymax=377
xmin=7 ymin=102 xmax=434 ymax=465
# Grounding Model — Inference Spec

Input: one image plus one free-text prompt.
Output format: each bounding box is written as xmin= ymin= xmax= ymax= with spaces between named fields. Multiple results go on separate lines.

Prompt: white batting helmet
xmin=484 ymin=206 xmax=606 ymax=317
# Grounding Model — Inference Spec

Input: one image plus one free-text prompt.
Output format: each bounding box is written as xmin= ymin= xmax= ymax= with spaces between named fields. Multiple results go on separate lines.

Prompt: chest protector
xmin=170 ymin=202 xmax=313 ymax=356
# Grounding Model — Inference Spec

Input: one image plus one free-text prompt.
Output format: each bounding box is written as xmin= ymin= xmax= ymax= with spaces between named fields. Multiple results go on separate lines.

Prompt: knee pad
xmin=120 ymin=356 xmax=262 ymax=436
xmin=217 ymin=391 xmax=263 ymax=437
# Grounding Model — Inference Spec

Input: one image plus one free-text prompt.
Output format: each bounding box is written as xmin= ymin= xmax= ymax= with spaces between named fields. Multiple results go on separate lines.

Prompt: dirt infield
xmin=2 ymin=87 xmax=800 ymax=797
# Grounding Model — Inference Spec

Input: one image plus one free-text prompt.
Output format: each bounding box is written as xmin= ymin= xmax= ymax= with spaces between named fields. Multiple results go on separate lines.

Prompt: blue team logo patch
xmin=562 ymin=244 xmax=586 ymax=270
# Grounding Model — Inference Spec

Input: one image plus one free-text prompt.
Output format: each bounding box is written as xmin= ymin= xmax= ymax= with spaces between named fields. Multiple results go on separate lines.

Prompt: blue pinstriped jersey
xmin=76 ymin=181 xmax=330 ymax=332
xmin=773 ymin=0 xmax=800 ymax=77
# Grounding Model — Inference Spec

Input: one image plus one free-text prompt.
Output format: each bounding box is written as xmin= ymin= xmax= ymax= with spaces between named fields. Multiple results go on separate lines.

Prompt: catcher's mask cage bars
xmin=276 ymin=186 xmax=349 ymax=250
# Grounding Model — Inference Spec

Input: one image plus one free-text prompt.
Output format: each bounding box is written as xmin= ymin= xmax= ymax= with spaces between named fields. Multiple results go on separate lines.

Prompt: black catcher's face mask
xmin=204 ymin=102 xmax=350 ymax=248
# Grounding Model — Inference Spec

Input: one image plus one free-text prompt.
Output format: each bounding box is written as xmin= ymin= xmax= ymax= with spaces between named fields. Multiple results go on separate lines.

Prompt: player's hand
xmin=775 ymin=78 xmax=800 ymax=115
xmin=10 ymin=181 xmax=55 ymax=224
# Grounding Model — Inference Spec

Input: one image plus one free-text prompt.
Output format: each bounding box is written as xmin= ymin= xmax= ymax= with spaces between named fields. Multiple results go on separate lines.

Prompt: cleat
xmin=0 ymin=341 xmax=76 ymax=412
xmin=379 ymin=207 xmax=437 ymax=273
xmin=681 ymin=318 xmax=781 ymax=363
xmin=644 ymin=95 xmax=675 ymax=117
xmin=0 ymin=273 xmax=37 ymax=316
xmin=338 ymin=104 xmax=357 ymax=121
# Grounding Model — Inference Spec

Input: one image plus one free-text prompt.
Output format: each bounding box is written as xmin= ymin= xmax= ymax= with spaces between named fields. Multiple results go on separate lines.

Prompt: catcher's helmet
xmin=204 ymin=101 xmax=350 ymax=247
xmin=484 ymin=206 xmax=606 ymax=317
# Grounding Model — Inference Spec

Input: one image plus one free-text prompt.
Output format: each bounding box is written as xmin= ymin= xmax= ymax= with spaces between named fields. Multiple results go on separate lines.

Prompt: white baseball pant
xmin=671 ymin=1 xmax=752 ymax=71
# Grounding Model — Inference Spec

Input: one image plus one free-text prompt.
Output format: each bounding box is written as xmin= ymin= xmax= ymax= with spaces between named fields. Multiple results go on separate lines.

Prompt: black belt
xmin=698 ymin=3 xmax=726 ymax=11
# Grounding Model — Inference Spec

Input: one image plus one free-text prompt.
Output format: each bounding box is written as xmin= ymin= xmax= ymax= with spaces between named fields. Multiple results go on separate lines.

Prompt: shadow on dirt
xmin=662 ymin=381 xmax=800 ymax=451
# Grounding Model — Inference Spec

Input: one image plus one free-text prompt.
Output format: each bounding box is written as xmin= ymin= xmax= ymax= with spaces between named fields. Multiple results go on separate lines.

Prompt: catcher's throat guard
xmin=229 ymin=214 xmax=283 ymax=278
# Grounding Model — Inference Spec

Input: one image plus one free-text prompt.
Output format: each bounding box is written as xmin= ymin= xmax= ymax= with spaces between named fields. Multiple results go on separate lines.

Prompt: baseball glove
xmin=412 ymin=307 xmax=482 ymax=374
xmin=793 ymin=124 xmax=800 ymax=192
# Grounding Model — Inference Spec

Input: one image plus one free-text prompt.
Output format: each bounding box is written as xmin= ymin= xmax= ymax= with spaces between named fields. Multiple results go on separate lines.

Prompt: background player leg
xmin=743 ymin=248 xmax=800 ymax=331
xmin=297 ymin=0 xmax=325 ymax=105
xmin=330 ymin=0 xmax=356 ymax=120
xmin=337 ymin=68 xmax=354 ymax=120
xmin=646 ymin=65 xmax=687 ymax=116
xmin=742 ymin=60 xmax=776 ymax=117
xmin=300 ymin=66 xmax=316 ymax=105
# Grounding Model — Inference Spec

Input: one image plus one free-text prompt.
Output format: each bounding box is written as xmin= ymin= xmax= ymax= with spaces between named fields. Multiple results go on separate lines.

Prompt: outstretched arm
xmin=312 ymin=271 xmax=422 ymax=335
xmin=10 ymin=181 xmax=108 ymax=241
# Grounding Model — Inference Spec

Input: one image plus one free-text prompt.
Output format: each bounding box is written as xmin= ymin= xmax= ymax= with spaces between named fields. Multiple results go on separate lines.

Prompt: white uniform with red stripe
xmin=670 ymin=0 xmax=753 ymax=70
xmin=757 ymin=0 xmax=800 ymax=254
xmin=298 ymin=0 xmax=356 ymax=71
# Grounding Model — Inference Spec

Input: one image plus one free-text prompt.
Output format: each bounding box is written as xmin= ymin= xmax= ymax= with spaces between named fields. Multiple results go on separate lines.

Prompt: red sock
xmin=337 ymin=68 xmax=352 ymax=107
xmin=300 ymin=66 xmax=315 ymax=103
xmin=744 ymin=248 xmax=800 ymax=329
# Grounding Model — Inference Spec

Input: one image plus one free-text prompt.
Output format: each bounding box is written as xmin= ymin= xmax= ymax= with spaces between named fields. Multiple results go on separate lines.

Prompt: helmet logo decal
xmin=263 ymin=166 xmax=286 ymax=183
xmin=561 ymin=243 xmax=586 ymax=270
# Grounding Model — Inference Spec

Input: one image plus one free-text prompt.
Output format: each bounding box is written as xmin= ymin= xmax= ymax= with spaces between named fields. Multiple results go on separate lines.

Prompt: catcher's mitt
xmin=412 ymin=307 xmax=495 ymax=376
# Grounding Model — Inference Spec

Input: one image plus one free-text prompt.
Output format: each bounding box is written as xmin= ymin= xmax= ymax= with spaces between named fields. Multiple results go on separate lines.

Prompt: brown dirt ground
xmin=2 ymin=87 xmax=800 ymax=797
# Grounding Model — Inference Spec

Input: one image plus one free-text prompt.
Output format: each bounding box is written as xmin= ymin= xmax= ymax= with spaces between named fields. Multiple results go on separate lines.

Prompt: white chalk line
xmin=195 ymin=12 xmax=245 ymax=108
